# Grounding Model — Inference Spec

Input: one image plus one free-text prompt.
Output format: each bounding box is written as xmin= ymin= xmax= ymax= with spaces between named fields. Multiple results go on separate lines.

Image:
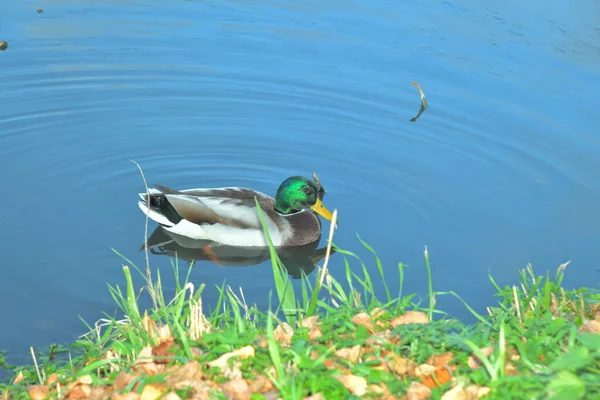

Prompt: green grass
xmin=1 ymin=202 xmax=600 ymax=399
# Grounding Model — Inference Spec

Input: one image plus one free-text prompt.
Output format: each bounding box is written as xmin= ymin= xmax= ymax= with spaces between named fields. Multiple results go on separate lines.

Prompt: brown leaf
xmin=114 ymin=371 xmax=135 ymax=392
xmin=247 ymin=375 xmax=275 ymax=393
xmin=335 ymin=374 xmax=367 ymax=396
xmin=352 ymin=312 xmax=375 ymax=333
xmin=13 ymin=370 xmax=25 ymax=385
xmin=90 ymin=386 xmax=112 ymax=400
xmin=504 ymin=361 xmax=518 ymax=376
xmin=464 ymin=385 xmax=491 ymax=399
xmin=66 ymin=382 xmax=92 ymax=400
xmin=406 ymin=381 xmax=431 ymax=400
xmin=440 ymin=382 xmax=473 ymax=400
xmin=141 ymin=383 xmax=168 ymax=400
xmin=580 ymin=319 xmax=600 ymax=334
xmin=46 ymin=373 xmax=59 ymax=386
xmin=420 ymin=365 xmax=452 ymax=389
xmin=467 ymin=347 xmax=494 ymax=370
xmin=220 ymin=378 xmax=251 ymax=400
xmin=335 ymin=345 xmax=362 ymax=364
xmin=391 ymin=311 xmax=429 ymax=327
xmin=152 ymin=338 xmax=175 ymax=364
xmin=27 ymin=385 xmax=50 ymax=400
xmin=207 ymin=346 xmax=255 ymax=372
xmin=274 ymin=323 xmax=294 ymax=345
xmin=167 ymin=360 xmax=204 ymax=390
xmin=309 ymin=327 xmax=323 ymax=341
xmin=427 ymin=352 xmax=454 ymax=368
xmin=133 ymin=346 xmax=161 ymax=376
xmin=300 ymin=315 xmax=320 ymax=329
xmin=142 ymin=312 xmax=158 ymax=339
xmin=157 ymin=325 xmax=172 ymax=341
xmin=385 ymin=352 xmax=417 ymax=376
xmin=415 ymin=364 xmax=437 ymax=378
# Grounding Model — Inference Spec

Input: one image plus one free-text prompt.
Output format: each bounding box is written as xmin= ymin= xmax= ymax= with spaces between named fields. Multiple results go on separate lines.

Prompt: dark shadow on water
xmin=142 ymin=226 xmax=335 ymax=279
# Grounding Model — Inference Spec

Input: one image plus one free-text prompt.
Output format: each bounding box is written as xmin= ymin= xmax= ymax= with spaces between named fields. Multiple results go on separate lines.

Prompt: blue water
xmin=1 ymin=0 xmax=599 ymax=373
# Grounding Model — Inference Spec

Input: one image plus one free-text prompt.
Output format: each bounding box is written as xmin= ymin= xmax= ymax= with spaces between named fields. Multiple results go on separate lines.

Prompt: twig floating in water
xmin=409 ymin=81 xmax=429 ymax=122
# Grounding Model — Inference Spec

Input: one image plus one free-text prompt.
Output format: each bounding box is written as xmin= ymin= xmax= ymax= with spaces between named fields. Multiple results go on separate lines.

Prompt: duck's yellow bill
xmin=311 ymin=198 xmax=334 ymax=221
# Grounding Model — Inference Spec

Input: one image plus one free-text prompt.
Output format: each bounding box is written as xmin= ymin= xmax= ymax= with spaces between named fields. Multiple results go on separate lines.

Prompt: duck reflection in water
xmin=141 ymin=225 xmax=335 ymax=279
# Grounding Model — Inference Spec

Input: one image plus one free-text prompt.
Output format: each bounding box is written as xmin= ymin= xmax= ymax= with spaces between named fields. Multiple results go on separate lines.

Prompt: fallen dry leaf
xmin=580 ymin=319 xmax=600 ymax=334
xmin=335 ymin=374 xmax=367 ymax=396
xmin=133 ymin=346 xmax=161 ymax=375
xmin=391 ymin=311 xmax=429 ymax=327
xmin=140 ymin=383 xmax=168 ymax=400
xmin=90 ymin=386 xmax=112 ymax=400
xmin=300 ymin=315 xmax=320 ymax=329
xmin=207 ymin=346 xmax=255 ymax=372
xmin=27 ymin=385 xmax=50 ymax=400
xmin=415 ymin=364 xmax=437 ymax=377
xmin=467 ymin=347 xmax=494 ymax=370
xmin=167 ymin=360 xmax=204 ymax=390
xmin=465 ymin=385 xmax=491 ymax=398
xmin=13 ymin=370 xmax=25 ymax=385
xmin=152 ymin=338 xmax=175 ymax=364
xmin=440 ymin=382 xmax=473 ymax=400
xmin=406 ymin=381 xmax=431 ymax=400
xmin=504 ymin=361 xmax=518 ymax=376
xmin=142 ymin=312 xmax=158 ymax=339
xmin=157 ymin=325 xmax=172 ymax=341
xmin=427 ymin=352 xmax=454 ymax=368
xmin=114 ymin=371 xmax=135 ymax=392
xmin=352 ymin=312 xmax=375 ymax=333
xmin=335 ymin=345 xmax=362 ymax=364
xmin=221 ymin=378 xmax=251 ymax=400
xmin=274 ymin=323 xmax=294 ymax=345
xmin=248 ymin=374 xmax=275 ymax=393
xmin=385 ymin=352 xmax=417 ymax=376
xmin=46 ymin=373 xmax=59 ymax=386
xmin=65 ymin=382 xmax=92 ymax=400
xmin=420 ymin=365 xmax=452 ymax=389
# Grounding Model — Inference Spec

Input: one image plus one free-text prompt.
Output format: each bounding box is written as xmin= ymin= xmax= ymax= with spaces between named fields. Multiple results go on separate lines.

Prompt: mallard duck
xmin=137 ymin=175 xmax=334 ymax=248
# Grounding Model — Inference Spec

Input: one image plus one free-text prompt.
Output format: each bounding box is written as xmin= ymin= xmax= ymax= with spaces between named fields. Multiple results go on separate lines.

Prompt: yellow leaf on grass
xmin=440 ymin=382 xmax=473 ymax=400
xmin=207 ymin=346 xmax=255 ymax=371
xmin=580 ymin=320 xmax=600 ymax=334
xmin=220 ymin=378 xmax=251 ymax=400
xmin=390 ymin=311 xmax=429 ymax=327
xmin=13 ymin=371 xmax=24 ymax=385
xmin=335 ymin=374 xmax=367 ymax=396
xmin=274 ymin=323 xmax=294 ymax=345
xmin=27 ymin=385 xmax=50 ymax=400
xmin=335 ymin=345 xmax=362 ymax=364
xmin=141 ymin=383 xmax=168 ymax=400
xmin=427 ymin=352 xmax=454 ymax=368
xmin=385 ymin=352 xmax=417 ymax=376
xmin=352 ymin=312 xmax=375 ymax=333
xmin=406 ymin=381 xmax=431 ymax=400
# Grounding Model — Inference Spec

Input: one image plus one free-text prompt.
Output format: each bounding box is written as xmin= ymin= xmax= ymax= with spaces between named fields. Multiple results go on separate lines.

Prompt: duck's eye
xmin=302 ymin=186 xmax=311 ymax=195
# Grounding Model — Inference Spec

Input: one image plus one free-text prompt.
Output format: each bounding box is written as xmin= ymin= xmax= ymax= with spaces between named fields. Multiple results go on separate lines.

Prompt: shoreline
xmin=1 ymin=238 xmax=599 ymax=400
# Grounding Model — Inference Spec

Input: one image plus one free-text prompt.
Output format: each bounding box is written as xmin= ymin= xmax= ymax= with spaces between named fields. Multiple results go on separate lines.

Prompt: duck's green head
xmin=274 ymin=176 xmax=334 ymax=221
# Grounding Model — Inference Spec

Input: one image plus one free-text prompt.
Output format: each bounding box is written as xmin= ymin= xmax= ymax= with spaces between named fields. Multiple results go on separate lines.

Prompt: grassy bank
xmin=2 ymin=210 xmax=600 ymax=399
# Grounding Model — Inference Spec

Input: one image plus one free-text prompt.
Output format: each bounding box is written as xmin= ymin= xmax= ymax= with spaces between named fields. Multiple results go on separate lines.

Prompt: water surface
xmin=1 ymin=0 xmax=599 ymax=373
